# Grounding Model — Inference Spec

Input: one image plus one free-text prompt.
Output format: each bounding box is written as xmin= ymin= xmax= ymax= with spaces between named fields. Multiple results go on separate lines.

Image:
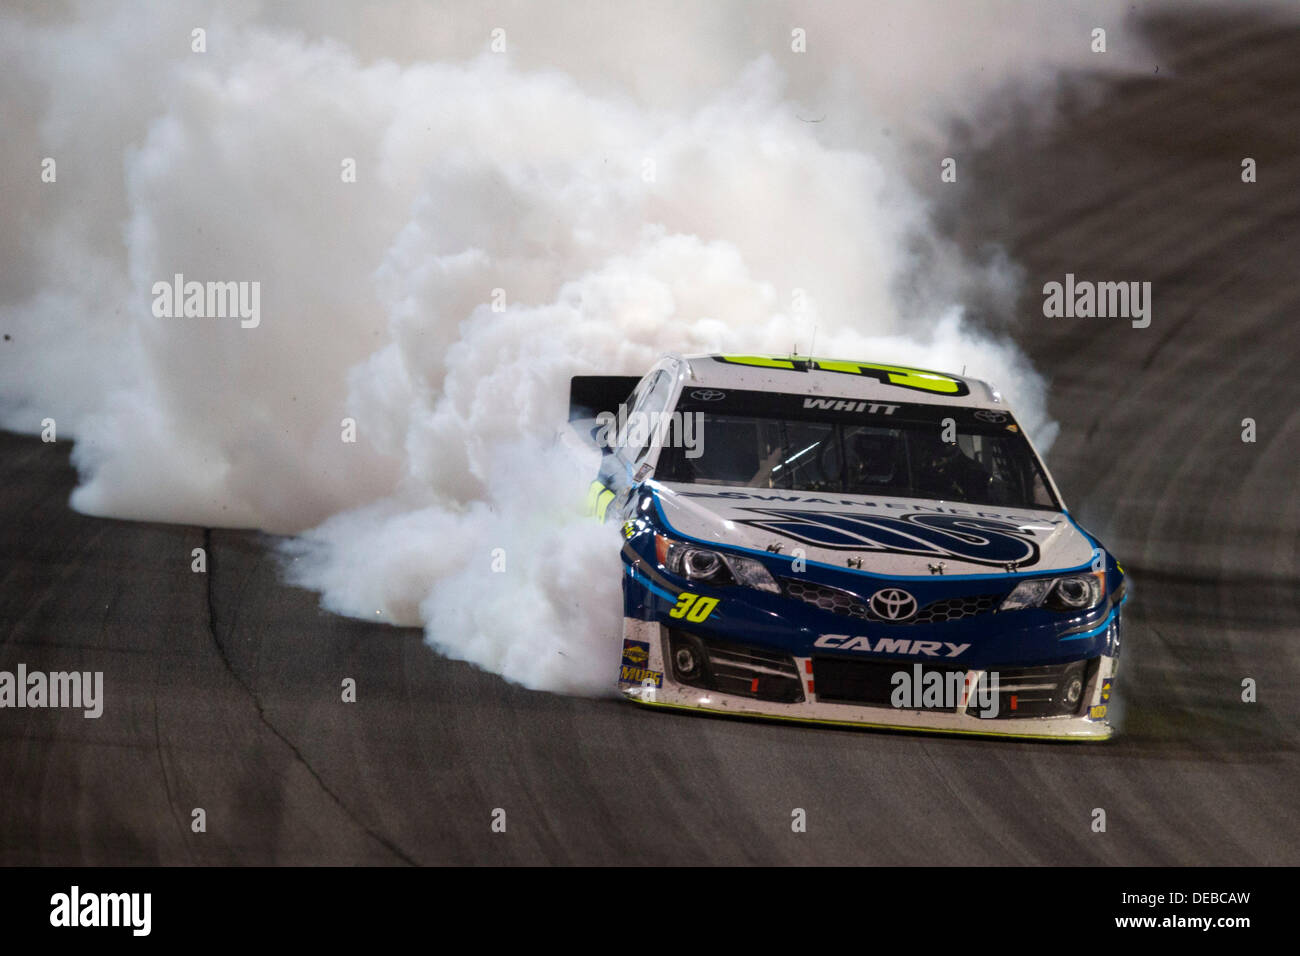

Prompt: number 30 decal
xmin=669 ymin=593 xmax=719 ymax=622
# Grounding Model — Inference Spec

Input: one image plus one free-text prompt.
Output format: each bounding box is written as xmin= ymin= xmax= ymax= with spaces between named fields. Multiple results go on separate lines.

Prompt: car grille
xmin=666 ymin=630 xmax=804 ymax=703
xmin=812 ymin=657 xmax=1093 ymax=717
xmin=782 ymin=578 xmax=1002 ymax=624
xmin=914 ymin=593 xmax=1001 ymax=623
xmin=782 ymin=579 xmax=871 ymax=619
xmin=975 ymin=661 xmax=1092 ymax=718
xmin=813 ymin=657 xmax=961 ymax=711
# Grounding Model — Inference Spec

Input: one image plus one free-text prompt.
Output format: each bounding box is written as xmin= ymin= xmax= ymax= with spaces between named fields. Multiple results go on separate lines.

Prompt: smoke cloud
xmin=1 ymin=1 xmax=1150 ymax=692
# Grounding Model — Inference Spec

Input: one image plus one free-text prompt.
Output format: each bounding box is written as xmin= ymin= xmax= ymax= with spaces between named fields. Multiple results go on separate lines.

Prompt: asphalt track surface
xmin=2 ymin=8 xmax=1297 ymax=865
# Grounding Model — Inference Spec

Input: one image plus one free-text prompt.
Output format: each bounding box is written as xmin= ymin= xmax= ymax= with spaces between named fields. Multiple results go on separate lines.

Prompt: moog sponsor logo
xmin=50 ymin=886 xmax=151 ymax=936
xmin=619 ymin=640 xmax=662 ymax=687
xmin=620 ymin=665 xmax=662 ymax=686
xmin=815 ymin=634 xmax=970 ymax=658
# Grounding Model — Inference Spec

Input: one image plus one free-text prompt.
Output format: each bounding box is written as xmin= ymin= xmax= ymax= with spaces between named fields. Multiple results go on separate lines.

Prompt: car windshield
xmin=654 ymin=398 xmax=1059 ymax=510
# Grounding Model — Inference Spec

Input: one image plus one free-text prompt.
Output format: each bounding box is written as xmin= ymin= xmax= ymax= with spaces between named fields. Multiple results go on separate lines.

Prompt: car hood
xmin=648 ymin=481 xmax=1095 ymax=578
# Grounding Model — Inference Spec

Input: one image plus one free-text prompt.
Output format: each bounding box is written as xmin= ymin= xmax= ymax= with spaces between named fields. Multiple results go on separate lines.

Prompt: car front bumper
xmin=618 ymin=618 xmax=1118 ymax=741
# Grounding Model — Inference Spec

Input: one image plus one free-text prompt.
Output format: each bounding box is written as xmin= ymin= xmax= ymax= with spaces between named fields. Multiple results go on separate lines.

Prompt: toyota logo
xmin=690 ymin=389 xmax=726 ymax=401
xmin=869 ymin=588 xmax=917 ymax=621
xmin=974 ymin=409 xmax=1008 ymax=423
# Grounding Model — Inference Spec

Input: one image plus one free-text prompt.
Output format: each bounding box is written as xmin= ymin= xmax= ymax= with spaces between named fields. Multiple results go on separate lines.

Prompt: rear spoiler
xmin=568 ymin=374 xmax=640 ymax=423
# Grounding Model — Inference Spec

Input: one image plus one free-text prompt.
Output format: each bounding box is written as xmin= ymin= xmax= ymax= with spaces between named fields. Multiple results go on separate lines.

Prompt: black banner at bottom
xmin=0 ymin=865 xmax=1287 ymax=942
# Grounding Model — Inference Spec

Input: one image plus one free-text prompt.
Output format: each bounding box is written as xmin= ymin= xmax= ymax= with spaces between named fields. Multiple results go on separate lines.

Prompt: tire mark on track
xmin=199 ymin=528 xmax=419 ymax=866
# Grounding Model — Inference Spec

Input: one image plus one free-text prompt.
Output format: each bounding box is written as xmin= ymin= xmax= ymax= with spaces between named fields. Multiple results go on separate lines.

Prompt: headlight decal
xmin=1059 ymin=605 xmax=1122 ymax=642
xmin=623 ymin=542 xmax=683 ymax=600
xmin=629 ymin=567 xmax=683 ymax=604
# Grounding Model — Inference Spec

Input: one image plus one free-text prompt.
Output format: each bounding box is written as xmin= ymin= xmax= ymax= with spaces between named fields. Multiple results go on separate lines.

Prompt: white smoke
xmin=1 ymin=1 xmax=1151 ymax=693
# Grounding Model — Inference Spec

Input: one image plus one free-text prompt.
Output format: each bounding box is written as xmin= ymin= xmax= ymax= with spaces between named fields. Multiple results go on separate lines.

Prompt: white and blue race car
xmin=572 ymin=354 xmax=1125 ymax=740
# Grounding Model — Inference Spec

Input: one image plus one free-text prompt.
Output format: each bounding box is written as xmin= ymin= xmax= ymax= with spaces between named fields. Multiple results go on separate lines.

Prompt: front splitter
xmin=621 ymin=684 xmax=1113 ymax=741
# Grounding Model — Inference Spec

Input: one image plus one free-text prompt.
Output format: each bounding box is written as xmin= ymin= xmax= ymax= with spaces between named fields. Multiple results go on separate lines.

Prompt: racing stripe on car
xmin=621 ymin=542 xmax=678 ymax=595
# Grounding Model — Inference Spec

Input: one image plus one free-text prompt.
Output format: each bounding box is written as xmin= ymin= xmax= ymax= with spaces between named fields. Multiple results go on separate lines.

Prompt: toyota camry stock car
xmin=569 ymin=354 xmax=1126 ymax=740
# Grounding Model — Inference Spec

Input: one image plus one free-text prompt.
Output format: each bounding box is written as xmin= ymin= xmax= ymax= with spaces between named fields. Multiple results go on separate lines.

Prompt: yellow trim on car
xmin=714 ymin=355 xmax=965 ymax=395
xmin=627 ymin=696 xmax=1112 ymax=742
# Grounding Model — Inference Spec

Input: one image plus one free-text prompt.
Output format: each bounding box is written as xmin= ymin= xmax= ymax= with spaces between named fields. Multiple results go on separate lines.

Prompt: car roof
xmin=675 ymin=353 xmax=1005 ymax=408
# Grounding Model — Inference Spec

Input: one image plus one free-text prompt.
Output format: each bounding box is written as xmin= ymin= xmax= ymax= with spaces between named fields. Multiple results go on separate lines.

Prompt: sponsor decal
xmin=815 ymin=634 xmax=971 ymax=658
xmin=802 ymin=397 xmax=898 ymax=415
xmin=1086 ymin=679 xmax=1112 ymax=719
xmin=735 ymin=509 xmax=1042 ymax=567
xmin=619 ymin=639 xmax=663 ymax=686
xmin=620 ymin=666 xmax=662 ymax=687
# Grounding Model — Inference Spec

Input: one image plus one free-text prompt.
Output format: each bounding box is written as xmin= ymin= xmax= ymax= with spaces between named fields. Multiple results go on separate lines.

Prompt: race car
xmin=570 ymin=354 xmax=1125 ymax=740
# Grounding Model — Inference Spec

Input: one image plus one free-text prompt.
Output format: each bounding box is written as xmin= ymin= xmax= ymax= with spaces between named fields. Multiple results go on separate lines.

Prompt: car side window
xmin=621 ymin=369 xmax=675 ymax=465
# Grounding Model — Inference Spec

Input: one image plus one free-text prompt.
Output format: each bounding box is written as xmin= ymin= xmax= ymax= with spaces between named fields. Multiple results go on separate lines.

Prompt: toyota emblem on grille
xmin=690 ymin=389 xmax=726 ymax=401
xmin=869 ymin=588 xmax=918 ymax=621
